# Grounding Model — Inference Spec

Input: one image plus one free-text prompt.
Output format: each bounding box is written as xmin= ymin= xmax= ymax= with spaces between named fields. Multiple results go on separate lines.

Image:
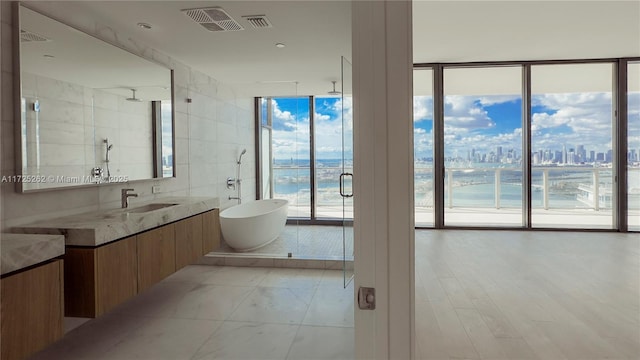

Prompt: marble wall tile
xmin=93 ymin=108 xmax=120 ymax=129
xmin=39 ymin=144 xmax=85 ymax=166
xmin=1 ymin=4 xmax=255 ymax=231
xmin=93 ymin=90 xmax=119 ymax=111
xmin=173 ymin=86 xmax=189 ymax=116
xmin=189 ymin=114 xmax=217 ymax=141
xmin=35 ymin=76 xmax=84 ymax=105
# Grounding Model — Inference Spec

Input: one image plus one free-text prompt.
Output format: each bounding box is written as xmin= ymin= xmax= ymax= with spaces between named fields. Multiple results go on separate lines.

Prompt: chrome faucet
xmin=121 ymin=188 xmax=138 ymax=208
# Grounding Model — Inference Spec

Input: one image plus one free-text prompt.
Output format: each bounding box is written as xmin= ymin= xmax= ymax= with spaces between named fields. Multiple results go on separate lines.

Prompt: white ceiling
xmin=23 ymin=1 xmax=640 ymax=97
xmin=20 ymin=6 xmax=171 ymax=100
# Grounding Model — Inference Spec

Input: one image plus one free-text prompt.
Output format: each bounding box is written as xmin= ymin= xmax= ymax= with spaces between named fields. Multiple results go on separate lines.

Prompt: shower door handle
xmin=339 ymin=172 xmax=353 ymax=198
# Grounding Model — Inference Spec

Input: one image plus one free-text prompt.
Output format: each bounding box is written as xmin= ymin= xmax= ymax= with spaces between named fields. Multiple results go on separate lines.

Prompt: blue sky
xmin=268 ymin=96 xmax=351 ymax=160
xmin=269 ymin=91 xmax=639 ymax=161
xmin=413 ymin=92 xmax=638 ymax=160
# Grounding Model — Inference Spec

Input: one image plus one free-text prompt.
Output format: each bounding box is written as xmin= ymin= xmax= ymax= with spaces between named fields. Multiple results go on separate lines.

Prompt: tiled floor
xmin=32 ymin=266 xmax=354 ymax=360
xmin=215 ymin=225 xmax=353 ymax=260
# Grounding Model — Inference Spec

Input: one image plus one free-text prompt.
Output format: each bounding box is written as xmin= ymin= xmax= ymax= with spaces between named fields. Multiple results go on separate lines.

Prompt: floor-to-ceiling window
xmin=413 ymin=69 xmax=434 ymax=226
xmin=531 ymin=63 xmax=614 ymax=229
xmin=257 ymin=95 xmax=352 ymax=222
xmin=413 ymin=59 xmax=637 ymax=231
xmin=258 ymin=96 xmax=311 ymax=218
xmin=629 ymin=61 xmax=640 ymax=231
xmin=443 ymin=66 xmax=523 ymax=227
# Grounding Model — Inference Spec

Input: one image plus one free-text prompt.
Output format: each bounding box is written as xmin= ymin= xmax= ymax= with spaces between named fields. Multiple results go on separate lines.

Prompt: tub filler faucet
xmin=121 ymin=188 xmax=138 ymax=208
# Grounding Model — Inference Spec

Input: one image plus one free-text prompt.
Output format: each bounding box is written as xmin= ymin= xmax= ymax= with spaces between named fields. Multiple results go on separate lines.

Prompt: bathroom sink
xmin=126 ymin=203 xmax=179 ymax=213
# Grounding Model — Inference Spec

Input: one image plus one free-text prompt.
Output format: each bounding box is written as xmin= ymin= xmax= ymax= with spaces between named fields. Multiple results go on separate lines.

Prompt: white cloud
xmin=444 ymin=95 xmax=495 ymax=132
xmin=414 ymin=96 xmax=433 ymax=122
xmin=315 ymin=112 xmax=331 ymax=122
xmin=273 ymin=100 xmax=296 ymax=122
xmin=478 ymin=95 xmax=520 ymax=106
xmin=531 ymin=92 xmax=613 ymax=151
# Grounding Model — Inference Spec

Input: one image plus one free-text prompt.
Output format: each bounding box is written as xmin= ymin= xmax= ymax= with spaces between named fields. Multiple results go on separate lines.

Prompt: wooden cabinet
xmin=137 ymin=223 xmax=176 ymax=292
xmin=175 ymin=215 xmax=203 ymax=270
xmin=61 ymin=209 xmax=219 ymax=318
xmin=1 ymin=260 xmax=64 ymax=360
xmin=202 ymin=209 xmax=221 ymax=254
xmin=64 ymin=236 xmax=137 ymax=318
xmin=96 ymin=237 xmax=138 ymax=315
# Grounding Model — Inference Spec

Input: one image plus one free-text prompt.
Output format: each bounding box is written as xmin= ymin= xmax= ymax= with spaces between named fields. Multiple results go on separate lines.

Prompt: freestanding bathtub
xmin=219 ymin=199 xmax=289 ymax=252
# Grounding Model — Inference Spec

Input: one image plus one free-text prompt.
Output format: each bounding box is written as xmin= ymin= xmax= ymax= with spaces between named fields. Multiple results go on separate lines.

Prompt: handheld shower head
xmin=237 ymin=149 xmax=247 ymax=164
xmin=108 ymin=144 xmax=114 ymax=150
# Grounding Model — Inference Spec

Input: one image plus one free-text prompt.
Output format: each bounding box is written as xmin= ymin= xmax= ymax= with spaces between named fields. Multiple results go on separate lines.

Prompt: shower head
xmin=237 ymin=149 xmax=247 ymax=164
xmin=126 ymin=89 xmax=142 ymax=102
xmin=328 ymin=81 xmax=341 ymax=95
xmin=107 ymin=144 xmax=114 ymax=150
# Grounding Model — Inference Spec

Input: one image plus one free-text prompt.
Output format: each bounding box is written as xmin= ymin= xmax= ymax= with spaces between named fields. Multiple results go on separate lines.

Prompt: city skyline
xmin=264 ymin=89 xmax=638 ymax=164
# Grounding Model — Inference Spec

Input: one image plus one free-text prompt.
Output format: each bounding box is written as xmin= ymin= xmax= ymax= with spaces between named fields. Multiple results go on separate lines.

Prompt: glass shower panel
xmin=341 ymin=56 xmax=354 ymax=287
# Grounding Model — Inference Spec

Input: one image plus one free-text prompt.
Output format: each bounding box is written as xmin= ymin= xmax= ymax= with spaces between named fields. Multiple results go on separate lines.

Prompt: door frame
xmin=352 ymin=1 xmax=415 ymax=359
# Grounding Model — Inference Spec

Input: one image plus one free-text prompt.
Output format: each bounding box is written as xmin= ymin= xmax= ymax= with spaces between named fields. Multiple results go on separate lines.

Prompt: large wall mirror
xmin=15 ymin=4 xmax=175 ymax=192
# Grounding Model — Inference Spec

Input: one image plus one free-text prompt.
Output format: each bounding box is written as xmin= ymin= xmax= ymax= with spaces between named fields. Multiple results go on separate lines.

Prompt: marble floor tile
xmin=169 ymin=284 xmax=254 ymax=320
xmin=111 ymin=280 xmax=199 ymax=318
xmin=318 ymin=269 xmax=352 ymax=289
xmin=163 ymin=264 xmax=223 ymax=284
xmin=303 ymin=286 xmax=354 ymax=328
xmin=97 ymin=317 xmax=222 ymax=360
xmin=287 ymin=325 xmax=355 ymax=360
xmin=258 ymin=268 xmax=325 ymax=289
xmin=228 ymin=286 xmax=315 ymax=325
xmin=202 ymin=266 xmax=271 ymax=286
xmin=193 ymin=321 xmax=299 ymax=360
xmin=64 ymin=317 xmax=90 ymax=333
xmin=31 ymin=313 xmax=148 ymax=360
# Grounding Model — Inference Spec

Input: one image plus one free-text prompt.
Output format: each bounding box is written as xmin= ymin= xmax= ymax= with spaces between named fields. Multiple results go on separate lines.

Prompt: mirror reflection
xmin=18 ymin=5 xmax=174 ymax=192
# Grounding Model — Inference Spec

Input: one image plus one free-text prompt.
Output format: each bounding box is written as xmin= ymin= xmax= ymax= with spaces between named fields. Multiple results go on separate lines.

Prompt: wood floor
xmin=414 ymin=230 xmax=640 ymax=360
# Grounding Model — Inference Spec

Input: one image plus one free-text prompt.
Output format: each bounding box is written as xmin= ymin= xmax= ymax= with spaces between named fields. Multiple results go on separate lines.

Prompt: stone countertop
xmin=1 ymin=233 xmax=65 ymax=275
xmin=15 ymin=196 xmax=219 ymax=247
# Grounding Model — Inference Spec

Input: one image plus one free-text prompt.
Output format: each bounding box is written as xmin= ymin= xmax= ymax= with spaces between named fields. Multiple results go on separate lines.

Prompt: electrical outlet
xmin=152 ymin=185 xmax=161 ymax=194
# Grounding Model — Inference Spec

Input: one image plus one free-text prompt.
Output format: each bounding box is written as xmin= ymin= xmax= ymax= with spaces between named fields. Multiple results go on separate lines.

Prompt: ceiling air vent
xmin=20 ymin=29 xmax=50 ymax=42
xmin=182 ymin=7 xmax=244 ymax=32
xmin=242 ymin=15 xmax=273 ymax=29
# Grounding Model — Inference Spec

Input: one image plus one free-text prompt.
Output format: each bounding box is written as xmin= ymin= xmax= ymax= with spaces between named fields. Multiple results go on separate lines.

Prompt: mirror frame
xmin=12 ymin=2 xmax=176 ymax=193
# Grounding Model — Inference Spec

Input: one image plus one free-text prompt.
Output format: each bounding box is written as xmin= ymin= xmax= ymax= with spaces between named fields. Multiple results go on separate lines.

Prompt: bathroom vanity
xmin=16 ymin=197 xmax=220 ymax=318
xmin=0 ymin=233 xmax=65 ymax=360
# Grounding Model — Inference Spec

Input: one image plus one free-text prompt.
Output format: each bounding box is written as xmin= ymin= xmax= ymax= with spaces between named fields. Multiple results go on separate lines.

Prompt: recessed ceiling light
xmin=137 ymin=22 xmax=152 ymax=30
xmin=275 ymin=43 xmax=286 ymax=49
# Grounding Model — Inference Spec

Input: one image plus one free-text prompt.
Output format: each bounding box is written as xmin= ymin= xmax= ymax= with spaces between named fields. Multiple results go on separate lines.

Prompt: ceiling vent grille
xmin=242 ymin=15 xmax=273 ymax=29
xmin=20 ymin=29 xmax=50 ymax=42
xmin=182 ymin=7 xmax=244 ymax=32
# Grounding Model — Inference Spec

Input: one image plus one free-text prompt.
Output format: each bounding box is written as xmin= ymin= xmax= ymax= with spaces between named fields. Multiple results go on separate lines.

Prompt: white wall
xmin=0 ymin=2 xmax=255 ymax=230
